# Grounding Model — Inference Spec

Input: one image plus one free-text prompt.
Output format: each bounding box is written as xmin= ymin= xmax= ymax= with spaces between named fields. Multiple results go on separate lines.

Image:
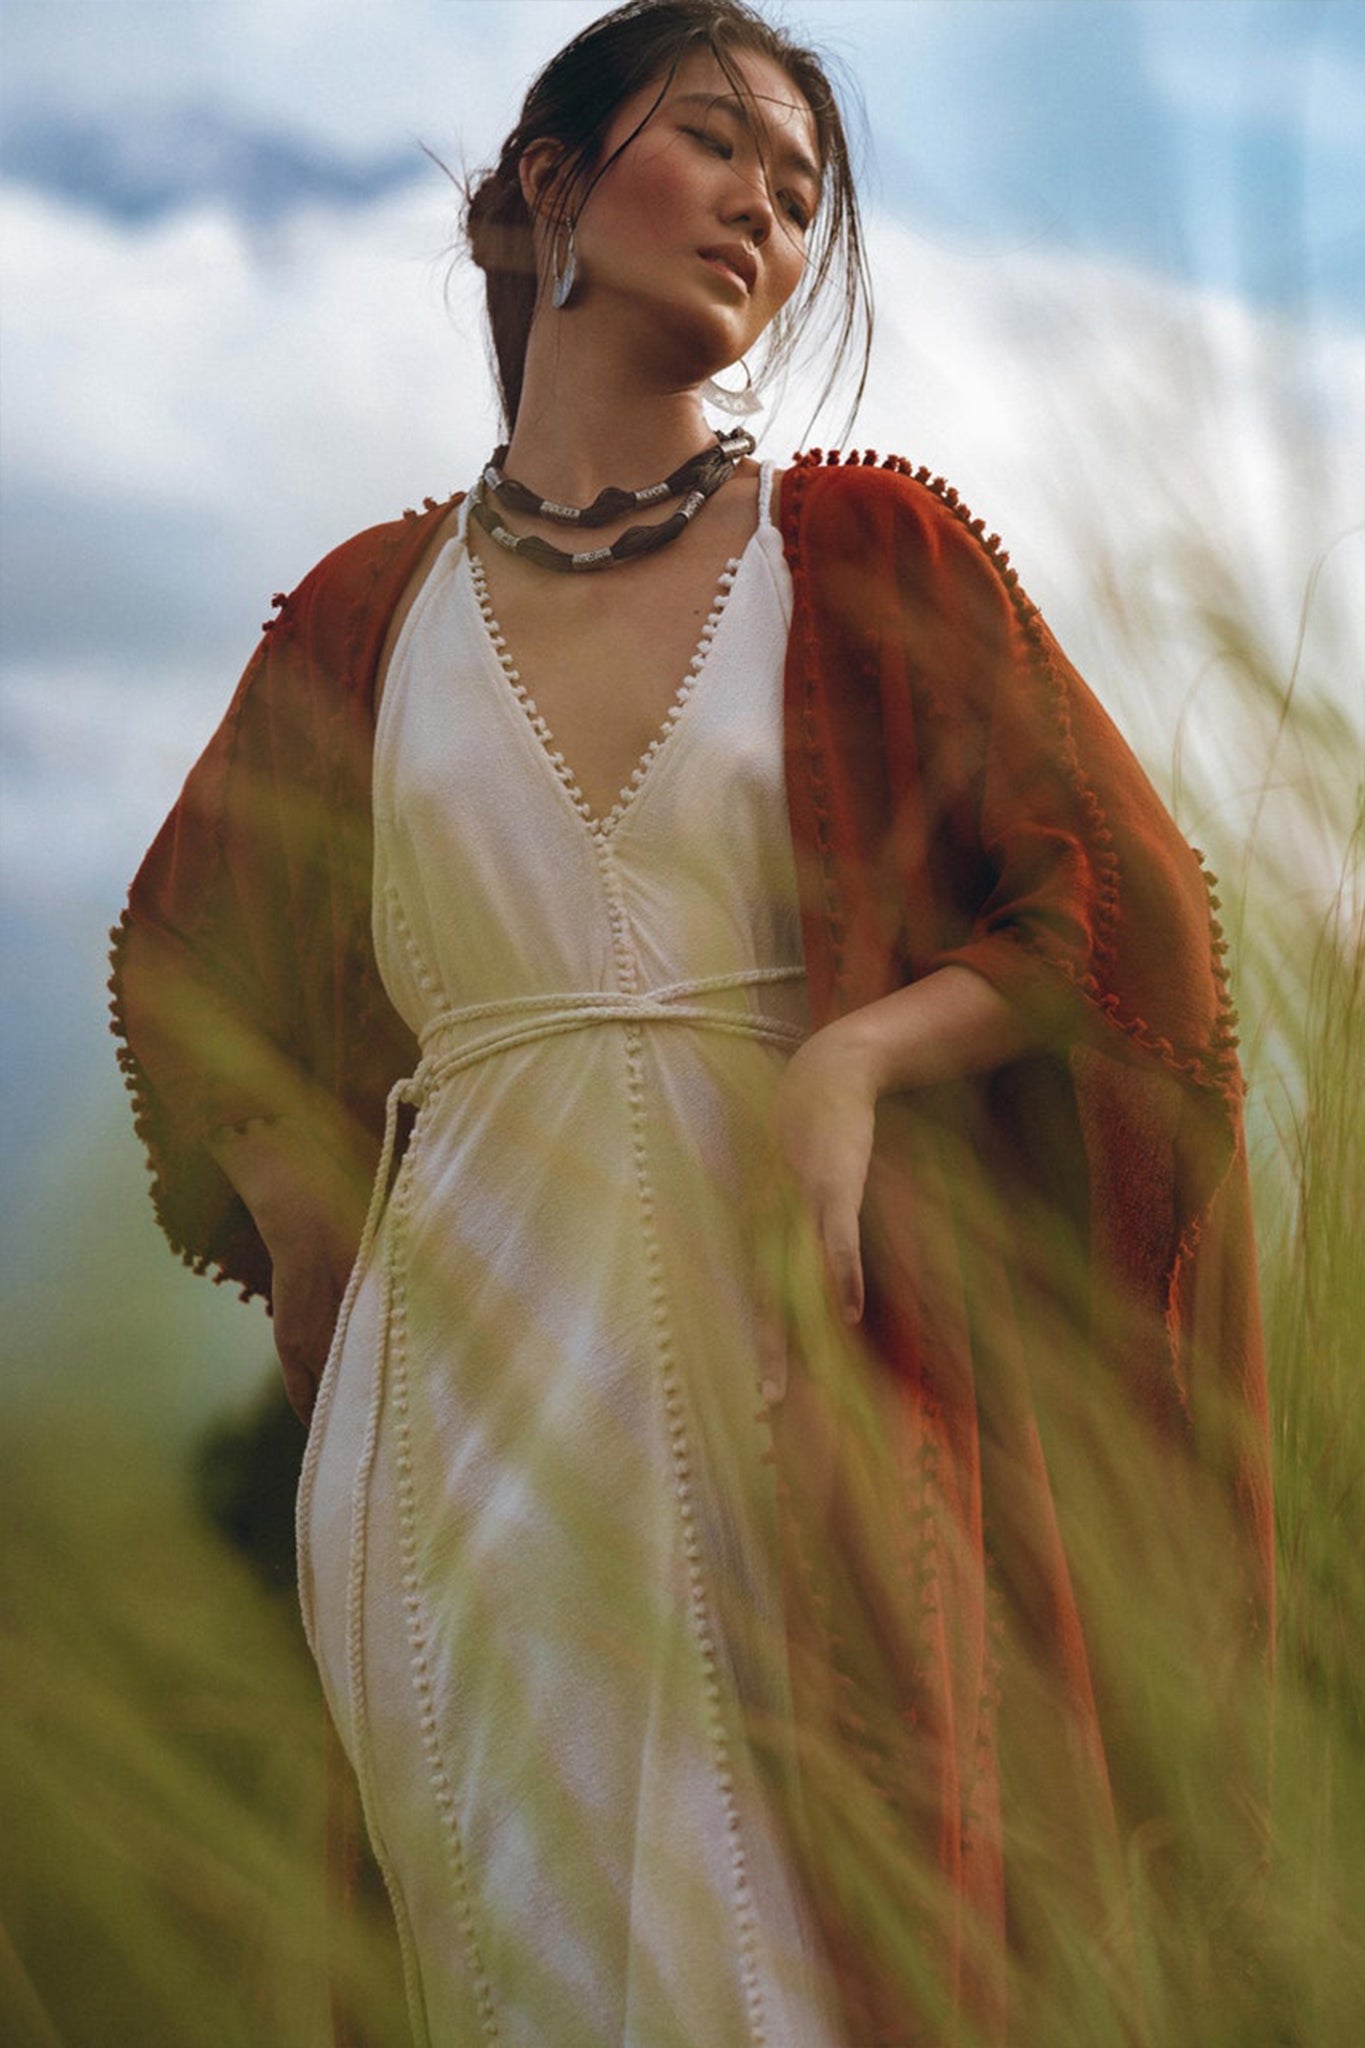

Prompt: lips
xmin=699 ymin=243 xmax=757 ymax=295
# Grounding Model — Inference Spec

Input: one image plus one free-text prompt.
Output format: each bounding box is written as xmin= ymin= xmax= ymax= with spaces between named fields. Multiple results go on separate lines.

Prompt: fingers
xmin=278 ymin=1323 xmax=329 ymax=1426
xmin=819 ymin=1199 xmax=865 ymax=1325
xmin=269 ymin=1248 xmax=350 ymax=1428
xmin=753 ymin=1192 xmax=866 ymax=1419
xmin=753 ymin=1195 xmax=791 ymax=1408
xmin=280 ymin=1354 xmax=319 ymax=1428
xmin=273 ymin=1313 xmax=329 ymax=1429
xmin=755 ymin=1299 xmax=789 ymax=1408
xmin=766 ymin=1058 xmax=873 ymax=1331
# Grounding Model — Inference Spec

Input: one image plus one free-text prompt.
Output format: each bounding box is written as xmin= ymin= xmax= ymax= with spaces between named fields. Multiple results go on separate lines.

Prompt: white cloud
xmin=1 ymin=660 xmax=232 ymax=916
xmin=772 ymin=214 xmax=1363 ymax=746
xmin=1 ymin=182 xmax=490 ymax=533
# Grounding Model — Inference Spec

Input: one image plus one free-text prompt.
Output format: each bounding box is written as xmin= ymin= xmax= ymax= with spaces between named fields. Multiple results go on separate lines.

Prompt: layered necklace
xmin=468 ymin=426 xmax=755 ymax=574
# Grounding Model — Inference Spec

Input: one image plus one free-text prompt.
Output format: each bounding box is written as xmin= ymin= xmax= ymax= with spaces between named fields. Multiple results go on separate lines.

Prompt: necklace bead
xmin=484 ymin=428 xmax=754 ymax=530
xmin=468 ymin=430 xmax=753 ymax=574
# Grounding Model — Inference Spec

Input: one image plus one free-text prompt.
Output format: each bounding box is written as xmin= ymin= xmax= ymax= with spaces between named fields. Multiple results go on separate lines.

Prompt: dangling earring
xmin=702 ymin=358 xmax=761 ymax=418
xmin=551 ymin=220 xmax=578 ymax=310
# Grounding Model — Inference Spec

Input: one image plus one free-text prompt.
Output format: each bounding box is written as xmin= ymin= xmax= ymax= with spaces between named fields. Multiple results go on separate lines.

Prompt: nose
xmin=723 ymin=168 xmax=774 ymax=244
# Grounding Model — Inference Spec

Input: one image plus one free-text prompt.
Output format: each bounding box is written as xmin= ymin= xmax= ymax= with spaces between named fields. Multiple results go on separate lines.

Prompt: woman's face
xmin=555 ymin=45 xmax=822 ymax=377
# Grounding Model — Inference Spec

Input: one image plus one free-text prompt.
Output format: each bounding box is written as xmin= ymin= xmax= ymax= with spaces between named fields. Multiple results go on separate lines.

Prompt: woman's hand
xmin=761 ymin=1021 xmax=880 ymax=1357
xmin=264 ymin=1211 xmax=366 ymax=1426
xmin=771 ymin=1021 xmax=879 ymax=1324
xmin=208 ymin=1111 xmax=379 ymax=1426
xmin=754 ymin=969 xmax=1036 ymax=1403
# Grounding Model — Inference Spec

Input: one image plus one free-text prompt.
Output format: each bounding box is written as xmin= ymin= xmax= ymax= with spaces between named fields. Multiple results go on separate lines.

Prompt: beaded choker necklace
xmin=469 ymin=427 xmax=755 ymax=575
xmin=483 ymin=427 xmax=754 ymax=528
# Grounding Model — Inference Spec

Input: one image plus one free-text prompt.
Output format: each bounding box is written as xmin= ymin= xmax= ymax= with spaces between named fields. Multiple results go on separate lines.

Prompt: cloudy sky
xmin=2 ymin=0 xmax=1362 ymax=1312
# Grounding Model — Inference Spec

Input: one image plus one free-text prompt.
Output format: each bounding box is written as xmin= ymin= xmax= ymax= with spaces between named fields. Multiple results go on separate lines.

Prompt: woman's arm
xmin=769 ymin=963 xmax=1037 ymax=1326
xmin=112 ymin=502 xmax=446 ymax=1314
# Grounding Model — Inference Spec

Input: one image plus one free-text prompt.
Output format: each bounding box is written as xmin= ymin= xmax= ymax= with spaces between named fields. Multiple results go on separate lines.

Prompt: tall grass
xmin=1208 ymin=580 xmax=1365 ymax=2048
xmin=0 ymin=1411 xmax=412 ymax=2047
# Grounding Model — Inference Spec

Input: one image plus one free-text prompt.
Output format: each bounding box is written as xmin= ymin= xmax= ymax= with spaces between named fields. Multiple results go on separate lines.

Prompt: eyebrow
xmin=671 ymin=91 xmax=823 ymax=193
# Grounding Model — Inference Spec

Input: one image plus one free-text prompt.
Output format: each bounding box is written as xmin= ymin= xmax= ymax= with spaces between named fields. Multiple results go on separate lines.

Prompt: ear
xmin=518 ymin=139 xmax=571 ymax=221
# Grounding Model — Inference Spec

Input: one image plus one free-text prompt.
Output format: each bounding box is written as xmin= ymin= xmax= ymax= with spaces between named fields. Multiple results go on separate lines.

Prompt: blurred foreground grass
xmin=3 ymin=1426 xmax=329 ymax=2047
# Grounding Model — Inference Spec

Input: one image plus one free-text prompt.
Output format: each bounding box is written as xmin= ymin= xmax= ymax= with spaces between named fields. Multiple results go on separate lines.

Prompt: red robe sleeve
xmin=108 ymin=505 xmax=447 ymax=1302
xmin=782 ymin=451 xmax=1268 ymax=1521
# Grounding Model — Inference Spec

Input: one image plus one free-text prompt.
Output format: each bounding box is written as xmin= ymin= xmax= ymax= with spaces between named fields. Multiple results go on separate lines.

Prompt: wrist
xmin=815 ymin=1012 xmax=895 ymax=1101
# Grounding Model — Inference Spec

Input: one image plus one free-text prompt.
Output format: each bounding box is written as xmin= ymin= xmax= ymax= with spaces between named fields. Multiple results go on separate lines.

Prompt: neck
xmin=503 ymin=307 xmax=719 ymax=503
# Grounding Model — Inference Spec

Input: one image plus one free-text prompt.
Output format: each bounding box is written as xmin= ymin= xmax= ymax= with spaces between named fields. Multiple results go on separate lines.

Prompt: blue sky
xmin=2 ymin=0 xmax=1361 ymax=318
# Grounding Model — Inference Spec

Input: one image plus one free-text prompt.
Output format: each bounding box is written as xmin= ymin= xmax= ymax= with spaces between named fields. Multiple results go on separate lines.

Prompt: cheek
xmin=765 ymin=237 xmax=807 ymax=314
xmin=597 ymin=138 xmax=701 ymax=240
xmin=634 ymin=151 xmax=708 ymax=232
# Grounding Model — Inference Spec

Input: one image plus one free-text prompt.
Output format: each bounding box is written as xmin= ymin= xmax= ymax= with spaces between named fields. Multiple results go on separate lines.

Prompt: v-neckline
xmin=463 ymin=529 xmax=755 ymax=842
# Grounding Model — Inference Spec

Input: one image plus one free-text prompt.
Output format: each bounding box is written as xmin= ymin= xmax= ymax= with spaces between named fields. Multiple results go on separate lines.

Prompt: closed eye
xmin=682 ymin=119 xmax=813 ymax=230
xmin=682 ymin=124 xmax=733 ymax=159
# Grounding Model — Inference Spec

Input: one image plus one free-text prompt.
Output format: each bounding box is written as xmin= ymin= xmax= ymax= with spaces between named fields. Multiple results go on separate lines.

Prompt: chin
xmin=647 ymin=305 xmax=755 ymax=387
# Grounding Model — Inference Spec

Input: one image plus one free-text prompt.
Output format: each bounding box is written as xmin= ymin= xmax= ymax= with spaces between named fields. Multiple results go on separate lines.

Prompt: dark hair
xmin=462 ymin=0 xmax=872 ymax=432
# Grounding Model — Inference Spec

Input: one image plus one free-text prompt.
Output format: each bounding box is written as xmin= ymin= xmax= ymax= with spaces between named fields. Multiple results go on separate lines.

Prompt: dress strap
xmin=755 ymin=460 xmax=777 ymax=531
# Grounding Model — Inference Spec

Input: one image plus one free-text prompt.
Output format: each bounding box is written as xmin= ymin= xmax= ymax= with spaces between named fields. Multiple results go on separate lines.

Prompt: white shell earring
xmin=551 ymin=222 xmax=578 ymax=310
xmin=702 ymin=358 xmax=762 ymax=417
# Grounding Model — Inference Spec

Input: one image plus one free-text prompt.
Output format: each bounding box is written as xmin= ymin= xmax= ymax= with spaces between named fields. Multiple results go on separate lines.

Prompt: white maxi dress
xmin=297 ymin=467 xmax=847 ymax=2048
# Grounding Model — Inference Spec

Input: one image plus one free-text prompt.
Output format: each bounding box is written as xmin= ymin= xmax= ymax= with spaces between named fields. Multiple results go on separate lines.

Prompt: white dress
xmin=297 ymin=468 xmax=847 ymax=2048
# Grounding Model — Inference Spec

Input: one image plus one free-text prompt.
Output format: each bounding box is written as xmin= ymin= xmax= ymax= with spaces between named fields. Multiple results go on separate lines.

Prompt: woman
xmin=110 ymin=2 xmax=1273 ymax=2043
